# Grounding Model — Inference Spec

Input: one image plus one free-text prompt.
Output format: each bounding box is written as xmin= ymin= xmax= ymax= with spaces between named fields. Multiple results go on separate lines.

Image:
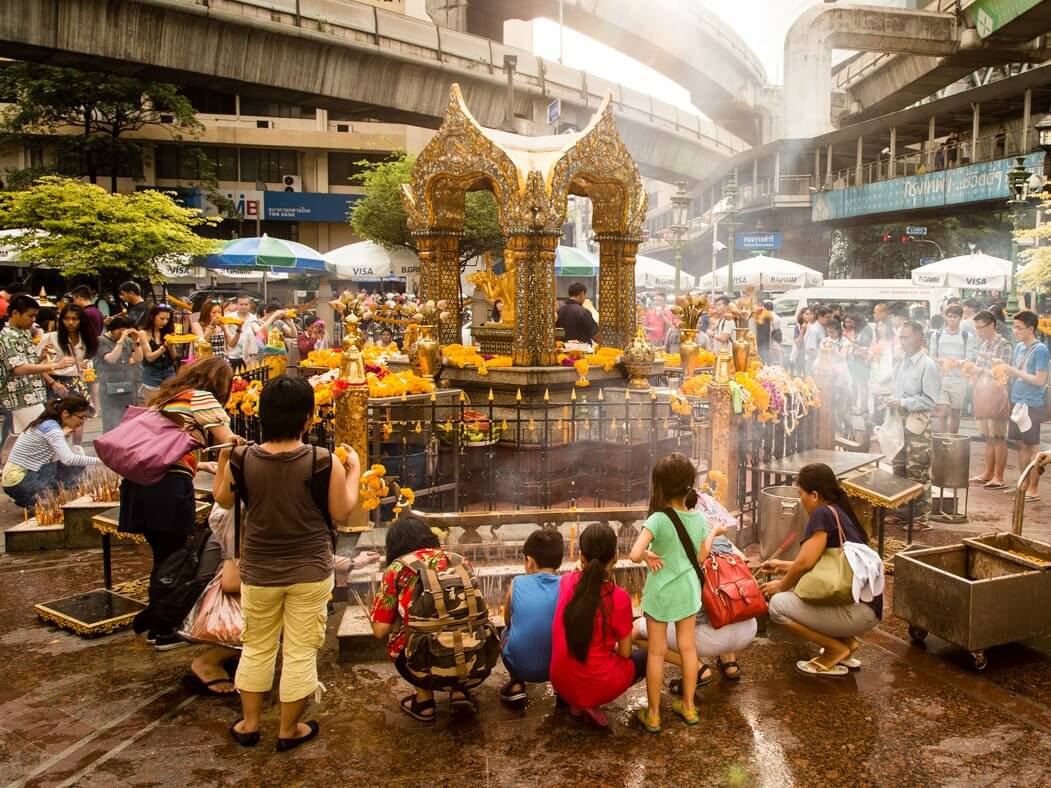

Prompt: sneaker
xmin=153 ymin=632 xmax=188 ymax=651
xmin=145 ymin=630 xmax=158 ymax=645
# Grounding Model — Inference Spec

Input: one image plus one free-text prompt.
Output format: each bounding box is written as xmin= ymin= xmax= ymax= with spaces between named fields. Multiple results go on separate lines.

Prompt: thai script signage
xmin=736 ymin=232 xmax=783 ymax=251
xmin=812 ymin=152 xmax=1045 ymax=222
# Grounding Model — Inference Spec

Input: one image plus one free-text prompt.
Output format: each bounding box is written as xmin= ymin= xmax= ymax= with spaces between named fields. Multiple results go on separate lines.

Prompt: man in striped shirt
xmin=970 ymin=310 xmax=1013 ymax=489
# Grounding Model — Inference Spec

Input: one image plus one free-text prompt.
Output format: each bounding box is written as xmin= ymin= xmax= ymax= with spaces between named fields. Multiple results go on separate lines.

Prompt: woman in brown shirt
xmin=214 ymin=376 xmax=360 ymax=751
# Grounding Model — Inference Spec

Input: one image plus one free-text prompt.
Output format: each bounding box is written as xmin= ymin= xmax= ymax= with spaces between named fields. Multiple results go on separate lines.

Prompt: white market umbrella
xmin=0 ymin=228 xmax=48 ymax=265
xmin=324 ymin=241 xmax=420 ymax=281
xmin=910 ymin=253 xmax=1012 ymax=291
xmin=634 ymin=254 xmax=697 ymax=290
xmin=158 ymin=256 xmax=289 ymax=284
xmin=697 ymin=256 xmax=822 ymax=292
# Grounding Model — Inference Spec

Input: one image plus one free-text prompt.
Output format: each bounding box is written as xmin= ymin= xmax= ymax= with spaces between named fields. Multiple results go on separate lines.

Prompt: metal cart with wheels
xmin=892 ymin=459 xmax=1051 ymax=670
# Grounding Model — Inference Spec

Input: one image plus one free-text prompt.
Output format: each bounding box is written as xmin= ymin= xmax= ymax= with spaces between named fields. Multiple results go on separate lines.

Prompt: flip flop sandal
xmin=669 ymin=665 xmax=715 ymax=696
xmin=795 ymin=659 xmax=848 ymax=677
xmin=969 ymin=476 xmax=992 ymax=485
xmin=671 ymin=699 xmax=700 ymax=726
xmin=634 ymin=708 xmax=662 ymax=734
xmin=192 ymin=675 xmax=237 ymax=696
xmin=983 ymin=482 xmax=1007 ymax=490
xmin=499 ymin=680 xmax=528 ymax=703
xmin=819 ymin=648 xmax=861 ymax=670
xmin=449 ymin=691 xmax=477 ymax=712
xmin=399 ymin=694 xmax=436 ymax=722
xmin=717 ymin=658 xmax=742 ymax=680
xmin=1025 ymin=494 xmax=1041 ymax=503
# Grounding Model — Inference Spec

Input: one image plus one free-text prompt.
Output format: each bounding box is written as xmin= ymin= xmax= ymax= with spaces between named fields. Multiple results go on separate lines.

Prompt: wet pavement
xmin=1 ymin=540 xmax=1050 ymax=788
xmin=1 ymin=430 xmax=1050 ymax=786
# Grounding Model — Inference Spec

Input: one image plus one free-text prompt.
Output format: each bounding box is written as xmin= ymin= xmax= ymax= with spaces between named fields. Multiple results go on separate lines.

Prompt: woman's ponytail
xmin=562 ymin=524 xmax=617 ymax=663
xmin=648 ymin=453 xmax=699 ymax=516
xmin=684 ymin=486 xmax=699 ymax=510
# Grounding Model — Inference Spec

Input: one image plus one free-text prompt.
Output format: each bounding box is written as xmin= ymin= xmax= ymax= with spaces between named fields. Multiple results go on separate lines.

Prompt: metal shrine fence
xmin=227 ymin=364 xmax=818 ymax=528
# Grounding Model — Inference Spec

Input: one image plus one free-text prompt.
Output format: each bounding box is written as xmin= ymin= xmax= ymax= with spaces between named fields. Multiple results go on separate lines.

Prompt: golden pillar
xmin=510 ymin=231 xmax=559 ymax=366
xmin=415 ymin=231 xmax=462 ymax=346
xmin=334 ymin=322 xmax=370 ymax=531
xmin=707 ymin=381 xmax=735 ymax=508
xmin=595 ymin=233 xmax=640 ymax=349
xmin=813 ymin=352 xmax=836 ymax=450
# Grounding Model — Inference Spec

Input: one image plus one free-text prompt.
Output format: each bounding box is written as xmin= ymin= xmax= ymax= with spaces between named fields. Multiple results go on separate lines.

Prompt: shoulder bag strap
xmin=664 ymin=508 xmax=705 ymax=586
xmin=230 ymin=446 xmax=248 ymax=559
xmin=825 ymin=504 xmax=847 ymax=547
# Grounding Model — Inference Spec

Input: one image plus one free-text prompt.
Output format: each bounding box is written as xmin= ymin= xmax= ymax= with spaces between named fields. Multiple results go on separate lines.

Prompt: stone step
xmin=338 ymin=605 xmax=506 ymax=664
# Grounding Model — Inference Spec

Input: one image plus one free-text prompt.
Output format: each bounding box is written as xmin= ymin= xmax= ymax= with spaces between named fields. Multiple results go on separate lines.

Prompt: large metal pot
xmin=932 ymin=433 xmax=970 ymax=488
xmin=759 ymin=485 xmax=808 ymax=561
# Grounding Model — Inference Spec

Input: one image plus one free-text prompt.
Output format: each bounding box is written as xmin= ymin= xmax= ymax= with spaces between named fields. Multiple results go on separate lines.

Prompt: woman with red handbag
xmin=628 ymin=453 xmax=726 ymax=732
xmin=760 ymin=463 xmax=883 ymax=678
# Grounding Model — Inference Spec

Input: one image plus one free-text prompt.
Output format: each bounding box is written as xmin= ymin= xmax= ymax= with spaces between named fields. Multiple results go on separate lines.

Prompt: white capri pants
xmin=768 ymin=591 xmax=878 ymax=639
xmin=637 ymin=614 xmax=757 ymax=657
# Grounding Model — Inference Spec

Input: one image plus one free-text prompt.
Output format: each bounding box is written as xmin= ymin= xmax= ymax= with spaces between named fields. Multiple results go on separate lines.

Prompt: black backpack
xmin=132 ymin=525 xmax=221 ymax=634
xmin=228 ymin=444 xmax=334 ymax=556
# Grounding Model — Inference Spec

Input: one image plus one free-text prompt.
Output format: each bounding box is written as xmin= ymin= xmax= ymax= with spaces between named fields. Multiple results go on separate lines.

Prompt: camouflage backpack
xmin=401 ymin=552 xmax=499 ymax=690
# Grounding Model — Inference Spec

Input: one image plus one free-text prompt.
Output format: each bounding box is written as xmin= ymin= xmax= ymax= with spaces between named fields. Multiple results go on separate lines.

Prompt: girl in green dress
xmin=629 ymin=453 xmax=726 ymax=731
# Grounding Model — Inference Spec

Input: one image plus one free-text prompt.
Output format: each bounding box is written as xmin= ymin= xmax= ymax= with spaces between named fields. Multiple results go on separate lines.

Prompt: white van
xmin=772 ymin=280 xmax=956 ymax=325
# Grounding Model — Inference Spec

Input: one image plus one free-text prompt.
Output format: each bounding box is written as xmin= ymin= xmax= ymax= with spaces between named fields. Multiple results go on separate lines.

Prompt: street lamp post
xmin=724 ymin=173 xmax=738 ymax=297
xmin=670 ymin=181 xmax=690 ymax=295
xmin=1007 ymin=156 xmax=1033 ymax=316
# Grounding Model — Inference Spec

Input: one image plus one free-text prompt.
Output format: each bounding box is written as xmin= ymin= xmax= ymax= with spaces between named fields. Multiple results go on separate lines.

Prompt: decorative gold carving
xmin=707 ymin=382 xmax=741 ymax=509
xmin=403 ymin=84 xmax=645 ymax=366
xmin=336 ymin=335 xmax=370 ymax=531
xmin=467 ymin=251 xmax=516 ymax=326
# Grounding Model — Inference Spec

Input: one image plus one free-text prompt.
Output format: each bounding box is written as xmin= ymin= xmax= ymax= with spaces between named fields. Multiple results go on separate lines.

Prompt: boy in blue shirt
xmin=500 ymin=529 xmax=563 ymax=703
xmin=1002 ymin=310 xmax=1049 ymax=502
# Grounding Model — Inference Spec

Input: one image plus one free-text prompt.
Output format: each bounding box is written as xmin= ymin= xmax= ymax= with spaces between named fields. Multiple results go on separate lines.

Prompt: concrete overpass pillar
xmin=826 ymin=144 xmax=833 ymax=186
xmin=425 ymin=0 xmax=470 ymax=31
xmin=927 ymin=116 xmax=936 ymax=169
xmin=1023 ymin=89 xmax=1032 ymax=150
xmin=783 ymin=4 xmax=956 ymax=137
xmin=889 ymin=127 xmax=897 ymax=179
xmin=856 ymin=136 xmax=863 ymax=186
xmin=971 ymin=103 xmax=981 ymax=160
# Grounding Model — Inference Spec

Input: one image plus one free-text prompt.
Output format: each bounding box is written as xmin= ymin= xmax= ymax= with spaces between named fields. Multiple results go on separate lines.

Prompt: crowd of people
xmin=786 ymin=298 xmax=1048 ymax=517
xmin=0 ymin=282 xmax=342 ymax=509
xmin=0 ymin=273 xmax=1048 ymax=747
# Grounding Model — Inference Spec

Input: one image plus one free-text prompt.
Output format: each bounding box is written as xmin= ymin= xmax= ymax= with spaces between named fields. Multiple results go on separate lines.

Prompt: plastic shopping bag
xmin=179 ymin=571 xmax=243 ymax=649
xmin=876 ymin=410 xmax=905 ymax=461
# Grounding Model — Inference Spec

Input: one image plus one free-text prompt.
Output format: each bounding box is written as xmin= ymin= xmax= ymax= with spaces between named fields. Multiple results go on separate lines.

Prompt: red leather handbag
xmin=700 ymin=552 xmax=768 ymax=629
xmin=665 ymin=508 xmax=767 ymax=630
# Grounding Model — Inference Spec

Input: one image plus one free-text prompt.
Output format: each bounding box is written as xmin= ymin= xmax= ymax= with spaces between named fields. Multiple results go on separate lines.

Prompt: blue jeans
xmin=3 ymin=463 xmax=85 ymax=509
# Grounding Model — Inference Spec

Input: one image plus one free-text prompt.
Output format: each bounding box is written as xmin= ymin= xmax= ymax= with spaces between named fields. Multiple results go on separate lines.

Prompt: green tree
xmin=0 ymin=63 xmax=202 ymax=193
xmin=349 ymin=152 xmax=503 ymax=264
xmin=0 ymin=177 xmax=219 ymax=285
xmin=1016 ymin=195 xmax=1051 ymax=293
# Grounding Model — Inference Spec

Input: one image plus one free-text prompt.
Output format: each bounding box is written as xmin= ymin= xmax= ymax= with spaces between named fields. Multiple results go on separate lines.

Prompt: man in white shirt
xmin=707 ymin=296 xmax=736 ymax=354
xmin=804 ymin=306 xmax=832 ymax=372
xmin=226 ymin=294 xmax=261 ymax=373
xmin=930 ymin=304 xmax=974 ymax=434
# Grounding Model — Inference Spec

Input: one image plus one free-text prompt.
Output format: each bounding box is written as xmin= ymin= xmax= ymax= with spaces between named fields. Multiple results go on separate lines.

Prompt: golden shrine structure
xmin=401 ymin=84 xmax=647 ymax=364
